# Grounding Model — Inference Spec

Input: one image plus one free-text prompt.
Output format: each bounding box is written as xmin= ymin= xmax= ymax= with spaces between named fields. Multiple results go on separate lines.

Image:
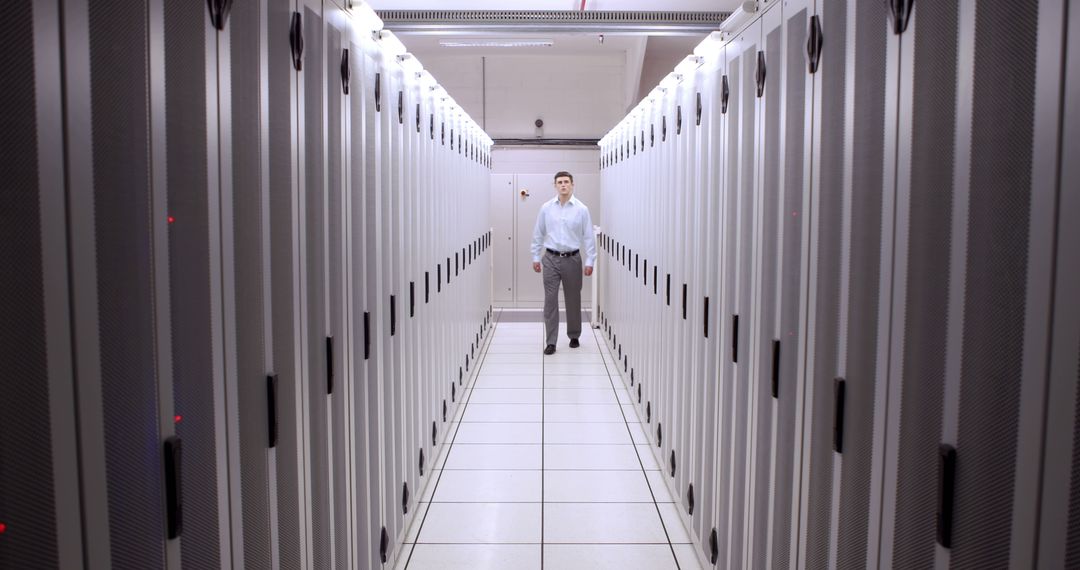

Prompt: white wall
xmin=419 ymin=54 xmax=626 ymax=139
xmin=490 ymin=147 xmax=602 ymax=308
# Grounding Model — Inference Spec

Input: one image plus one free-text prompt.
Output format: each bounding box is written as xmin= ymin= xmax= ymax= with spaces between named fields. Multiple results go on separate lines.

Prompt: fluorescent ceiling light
xmin=438 ymin=39 xmax=554 ymax=48
xmin=718 ymin=1 xmax=757 ymax=34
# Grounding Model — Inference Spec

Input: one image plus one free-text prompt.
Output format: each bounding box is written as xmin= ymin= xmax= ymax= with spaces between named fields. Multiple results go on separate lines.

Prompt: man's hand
xmin=533 ymin=262 xmax=542 ymax=273
xmin=584 ymin=266 xmax=594 ymax=277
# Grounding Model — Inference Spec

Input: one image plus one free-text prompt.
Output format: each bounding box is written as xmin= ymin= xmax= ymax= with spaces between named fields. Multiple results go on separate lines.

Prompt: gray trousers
xmin=542 ymin=252 xmax=583 ymax=346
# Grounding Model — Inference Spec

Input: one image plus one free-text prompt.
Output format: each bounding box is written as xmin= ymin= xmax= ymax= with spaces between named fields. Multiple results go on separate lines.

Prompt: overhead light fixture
xmin=438 ymin=39 xmax=554 ymax=48
xmin=718 ymin=1 xmax=757 ymax=34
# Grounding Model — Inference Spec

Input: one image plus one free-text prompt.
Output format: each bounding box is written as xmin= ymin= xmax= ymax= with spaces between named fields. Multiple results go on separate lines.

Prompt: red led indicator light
xmin=0 ymin=522 xmax=7 ymax=534
xmin=174 ymin=415 xmax=183 ymax=424
xmin=167 ymin=216 xmax=176 ymax=224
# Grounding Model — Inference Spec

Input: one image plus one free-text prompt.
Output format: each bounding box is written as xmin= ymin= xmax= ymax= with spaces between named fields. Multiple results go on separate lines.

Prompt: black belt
xmin=547 ymin=248 xmax=579 ymax=257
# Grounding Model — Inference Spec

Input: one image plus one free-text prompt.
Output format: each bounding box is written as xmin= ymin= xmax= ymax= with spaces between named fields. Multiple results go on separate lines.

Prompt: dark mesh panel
xmin=268 ymin=0 xmax=300 ymax=566
xmin=164 ymin=2 xmax=221 ymax=567
xmin=230 ymin=0 xmax=273 ymax=565
xmin=1068 ymin=346 xmax=1080 ymax=567
xmin=891 ymin=1 xmax=958 ymax=567
xmin=326 ymin=23 xmax=350 ymax=570
xmin=836 ymin=3 xmax=888 ymax=568
xmin=303 ymin=8 xmax=331 ymax=570
xmin=89 ymin=0 xmax=166 ymax=566
xmin=805 ymin=0 xmax=847 ymax=566
xmin=0 ymin=1 xmax=59 ymax=566
xmin=952 ymin=2 xmax=1038 ymax=567
xmin=772 ymin=9 xmax=807 ymax=569
xmin=752 ymin=24 xmax=784 ymax=570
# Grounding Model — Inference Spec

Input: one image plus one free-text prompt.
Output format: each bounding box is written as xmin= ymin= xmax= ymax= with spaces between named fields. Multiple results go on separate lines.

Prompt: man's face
xmin=555 ymin=176 xmax=574 ymax=197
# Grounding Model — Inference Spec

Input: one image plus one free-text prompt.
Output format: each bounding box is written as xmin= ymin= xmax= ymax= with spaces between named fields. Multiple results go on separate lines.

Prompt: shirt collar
xmin=552 ymin=195 xmax=577 ymax=207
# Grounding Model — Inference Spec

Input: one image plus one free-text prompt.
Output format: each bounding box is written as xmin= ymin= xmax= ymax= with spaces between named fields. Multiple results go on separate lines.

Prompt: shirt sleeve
xmin=581 ymin=205 xmax=597 ymax=267
xmin=531 ymin=204 xmax=546 ymax=263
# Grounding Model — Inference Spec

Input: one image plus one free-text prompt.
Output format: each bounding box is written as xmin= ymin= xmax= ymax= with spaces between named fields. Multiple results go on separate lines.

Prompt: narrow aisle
xmin=399 ymin=315 xmax=703 ymax=569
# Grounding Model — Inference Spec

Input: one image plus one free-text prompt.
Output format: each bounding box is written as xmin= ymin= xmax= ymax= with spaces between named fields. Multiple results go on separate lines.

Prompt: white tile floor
xmin=398 ymin=318 xmax=703 ymax=570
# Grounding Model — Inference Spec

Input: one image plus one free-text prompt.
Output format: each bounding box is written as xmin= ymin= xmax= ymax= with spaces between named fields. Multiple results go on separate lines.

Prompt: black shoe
xmin=569 ymin=338 xmax=580 ymax=348
xmin=544 ymin=344 xmax=556 ymax=355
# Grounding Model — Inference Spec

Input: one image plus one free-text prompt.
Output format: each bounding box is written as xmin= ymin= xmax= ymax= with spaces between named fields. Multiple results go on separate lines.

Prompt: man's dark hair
xmin=554 ymin=171 xmax=574 ymax=183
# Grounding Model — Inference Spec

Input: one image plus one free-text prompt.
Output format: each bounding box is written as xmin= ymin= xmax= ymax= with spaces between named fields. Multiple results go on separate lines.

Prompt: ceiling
xmin=389 ymin=32 xmax=645 ymax=57
xmin=366 ymin=0 xmax=744 ymax=11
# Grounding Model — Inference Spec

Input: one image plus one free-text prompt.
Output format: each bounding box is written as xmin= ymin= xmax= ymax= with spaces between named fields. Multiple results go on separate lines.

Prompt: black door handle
xmin=756 ymin=50 xmax=766 ymax=98
xmin=267 ymin=374 xmax=278 ymax=447
xmin=696 ymin=92 xmax=702 ymax=125
xmin=887 ymin=0 xmax=915 ymax=35
xmin=208 ymin=0 xmax=234 ymax=30
xmin=164 ymin=436 xmax=183 ymax=539
xmin=374 ymin=73 xmax=381 ymax=112
xmin=289 ymin=12 xmax=303 ymax=71
xmin=340 ymin=48 xmax=350 ymax=94
xmin=808 ymin=15 xmax=824 ymax=74
xmin=721 ymin=74 xmax=730 ymax=114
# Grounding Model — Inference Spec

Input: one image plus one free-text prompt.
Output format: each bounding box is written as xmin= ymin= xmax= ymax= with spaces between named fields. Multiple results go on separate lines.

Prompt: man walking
xmin=532 ymin=171 xmax=597 ymax=355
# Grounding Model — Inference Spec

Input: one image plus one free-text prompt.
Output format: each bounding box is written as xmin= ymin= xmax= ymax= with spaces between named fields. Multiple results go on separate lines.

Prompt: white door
xmin=490 ymin=174 xmax=515 ymax=303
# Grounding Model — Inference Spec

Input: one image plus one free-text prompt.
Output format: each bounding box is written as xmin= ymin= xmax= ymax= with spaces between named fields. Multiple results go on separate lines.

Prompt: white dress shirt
xmin=531 ymin=195 xmax=597 ymax=267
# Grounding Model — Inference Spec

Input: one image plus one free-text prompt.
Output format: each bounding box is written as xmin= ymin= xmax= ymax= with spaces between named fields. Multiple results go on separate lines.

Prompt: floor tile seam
xmin=588 ymin=326 xmax=683 ymax=569
xmin=423 ymin=498 xmax=669 ymax=503
xmin=407 ymin=541 xmax=677 ymax=546
xmin=404 ymin=308 xmax=503 ymax=569
xmin=540 ymin=322 xmax=546 ymax=570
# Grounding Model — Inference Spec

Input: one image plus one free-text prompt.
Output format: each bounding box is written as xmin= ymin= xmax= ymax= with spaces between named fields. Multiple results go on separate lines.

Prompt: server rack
xmin=599 ymin=1 xmax=1077 ymax=568
xmin=3 ymin=1 xmax=492 ymax=568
